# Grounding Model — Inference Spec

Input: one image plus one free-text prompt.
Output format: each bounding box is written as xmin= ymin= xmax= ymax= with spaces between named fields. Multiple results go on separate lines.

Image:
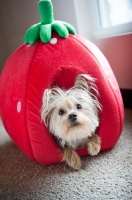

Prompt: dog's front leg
xmin=62 ymin=147 xmax=81 ymax=170
xmin=87 ymin=133 xmax=101 ymax=156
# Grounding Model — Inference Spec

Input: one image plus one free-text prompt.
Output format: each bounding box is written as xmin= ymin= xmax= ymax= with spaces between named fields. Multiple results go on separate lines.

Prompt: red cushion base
xmin=0 ymin=33 xmax=124 ymax=165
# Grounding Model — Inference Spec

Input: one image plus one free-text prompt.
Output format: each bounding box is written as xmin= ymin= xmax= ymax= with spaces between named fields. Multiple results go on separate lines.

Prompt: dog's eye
xmin=59 ymin=109 xmax=65 ymax=115
xmin=76 ymin=104 xmax=82 ymax=110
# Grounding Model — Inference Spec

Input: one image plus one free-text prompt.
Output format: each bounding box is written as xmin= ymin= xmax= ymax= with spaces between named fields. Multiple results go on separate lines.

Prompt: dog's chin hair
xmin=48 ymin=105 xmax=99 ymax=149
xmin=51 ymin=121 xmax=99 ymax=150
xmin=51 ymin=123 xmax=93 ymax=150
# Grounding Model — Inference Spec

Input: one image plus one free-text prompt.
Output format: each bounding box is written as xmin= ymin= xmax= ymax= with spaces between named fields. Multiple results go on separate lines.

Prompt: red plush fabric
xmin=0 ymin=33 xmax=124 ymax=165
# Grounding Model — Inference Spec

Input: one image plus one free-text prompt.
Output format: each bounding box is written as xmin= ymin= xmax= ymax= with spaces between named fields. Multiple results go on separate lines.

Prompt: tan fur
xmin=88 ymin=133 xmax=101 ymax=156
xmin=62 ymin=147 xmax=81 ymax=170
xmin=41 ymin=74 xmax=102 ymax=170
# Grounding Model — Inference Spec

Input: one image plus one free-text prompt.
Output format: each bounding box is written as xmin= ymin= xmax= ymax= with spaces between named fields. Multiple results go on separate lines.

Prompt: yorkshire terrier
xmin=41 ymin=74 xmax=102 ymax=170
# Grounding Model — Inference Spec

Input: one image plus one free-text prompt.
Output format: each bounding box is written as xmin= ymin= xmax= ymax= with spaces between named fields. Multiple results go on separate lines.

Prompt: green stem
xmin=38 ymin=0 xmax=54 ymax=24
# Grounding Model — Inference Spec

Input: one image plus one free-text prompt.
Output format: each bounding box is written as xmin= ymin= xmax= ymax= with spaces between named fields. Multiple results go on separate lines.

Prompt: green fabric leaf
xmin=52 ymin=22 xmax=68 ymax=38
xmin=24 ymin=0 xmax=76 ymax=44
xmin=40 ymin=24 xmax=52 ymax=43
xmin=62 ymin=22 xmax=76 ymax=35
xmin=24 ymin=23 xmax=40 ymax=44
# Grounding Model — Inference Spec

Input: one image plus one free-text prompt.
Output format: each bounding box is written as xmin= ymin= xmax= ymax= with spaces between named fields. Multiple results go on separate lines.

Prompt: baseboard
xmin=120 ymin=89 xmax=132 ymax=109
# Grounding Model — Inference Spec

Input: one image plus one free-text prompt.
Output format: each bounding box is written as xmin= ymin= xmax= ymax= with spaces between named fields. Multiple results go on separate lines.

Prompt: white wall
xmin=93 ymin=34 xmax=132 ymax=89
xmin=52 ymin=0 xmax=78 ymax=31
xmin=0 ymin=0 xmax=40 ymax=70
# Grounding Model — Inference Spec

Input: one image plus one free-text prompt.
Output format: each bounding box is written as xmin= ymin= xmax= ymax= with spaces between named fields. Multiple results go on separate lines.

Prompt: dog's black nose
xmin=68 ymin=114 xmax=77 ymax=122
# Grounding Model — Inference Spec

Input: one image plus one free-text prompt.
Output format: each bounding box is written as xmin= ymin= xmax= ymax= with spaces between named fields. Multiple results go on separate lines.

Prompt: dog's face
xmin=41 ymin=74 xmax=101 ymax=145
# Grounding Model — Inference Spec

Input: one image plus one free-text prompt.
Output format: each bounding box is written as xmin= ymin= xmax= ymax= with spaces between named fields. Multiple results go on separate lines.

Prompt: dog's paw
xmin=87 ymin=133 xmax=101 ymax=156
xmin=88 ymin=142 xmax=101 ymax=156
xmin=62 ymin=148 xmax=81 ymax=170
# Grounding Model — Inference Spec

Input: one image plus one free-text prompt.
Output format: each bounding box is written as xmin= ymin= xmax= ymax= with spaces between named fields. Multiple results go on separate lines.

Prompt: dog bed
xmin=0 ymin=0 xmax=124 ymax=165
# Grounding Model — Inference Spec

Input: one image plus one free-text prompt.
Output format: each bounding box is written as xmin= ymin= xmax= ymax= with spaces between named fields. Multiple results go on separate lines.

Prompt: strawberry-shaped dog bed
xmin=0 ymin=0 xmax=124 ymax=166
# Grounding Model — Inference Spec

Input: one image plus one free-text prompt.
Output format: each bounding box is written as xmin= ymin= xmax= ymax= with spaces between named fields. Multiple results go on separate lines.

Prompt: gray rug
xmin=0 ymin=109 xmax=132 ymax=200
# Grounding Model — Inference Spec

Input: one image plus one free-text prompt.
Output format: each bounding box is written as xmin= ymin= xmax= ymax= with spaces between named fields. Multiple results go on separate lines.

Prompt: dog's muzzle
xmin=68 ymin=114 xmax=77 ymax=122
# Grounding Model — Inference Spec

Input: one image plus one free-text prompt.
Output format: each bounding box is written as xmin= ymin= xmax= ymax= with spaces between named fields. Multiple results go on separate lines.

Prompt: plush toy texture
xmin=24 ymin=0 xmax=76 ymax=44
xmin=0 ymin=0 xmax=124 ymax=166
xmin=0 ymin=32 xmax=124 ymax=165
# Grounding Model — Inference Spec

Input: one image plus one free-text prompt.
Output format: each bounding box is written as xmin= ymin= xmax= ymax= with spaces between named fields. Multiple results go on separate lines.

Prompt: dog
xmin=41 ymin=74 xmax=102 ymax=170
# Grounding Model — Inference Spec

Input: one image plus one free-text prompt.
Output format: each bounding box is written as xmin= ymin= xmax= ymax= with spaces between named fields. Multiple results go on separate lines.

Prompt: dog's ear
xmin=41 ymin=87 xmax=63 ymax=126
xmin=41 ymin=89 xmax=51 ymax=126
xmin=41 ymin=89 xmax=55 ymax=127
xmin=74 ymin=74 xmax=101 ymax=111
xmin=74 ymin=74 xmax=97 ymax=92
